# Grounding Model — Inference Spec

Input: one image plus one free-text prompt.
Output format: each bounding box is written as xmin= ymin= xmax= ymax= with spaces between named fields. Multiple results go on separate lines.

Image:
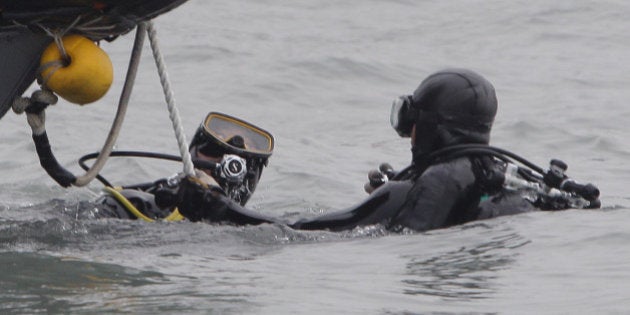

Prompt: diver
xmin=91 ymin=112 xmax=274 ymax=222
xmin=164 ymin=69 xmax=601 ymax=231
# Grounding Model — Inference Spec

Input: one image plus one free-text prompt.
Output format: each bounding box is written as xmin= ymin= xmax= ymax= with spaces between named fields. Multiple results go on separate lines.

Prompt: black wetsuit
xmin=295 ymin=156 xmax=534 ymax=231
xmin=173 ymin=155 xmax=536 ymax=232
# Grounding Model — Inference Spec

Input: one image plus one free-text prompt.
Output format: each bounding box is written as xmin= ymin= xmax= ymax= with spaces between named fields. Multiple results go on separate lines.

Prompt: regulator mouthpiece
xmin=220 ymin=154 xmax=247 ymax=184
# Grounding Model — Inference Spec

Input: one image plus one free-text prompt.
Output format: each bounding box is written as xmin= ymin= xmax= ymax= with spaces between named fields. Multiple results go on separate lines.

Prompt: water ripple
xmin=401 ymin=230 xmax=530 ymax=301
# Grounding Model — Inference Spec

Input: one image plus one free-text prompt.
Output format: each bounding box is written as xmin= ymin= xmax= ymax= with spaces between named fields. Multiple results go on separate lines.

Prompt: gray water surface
xmin=1 ymin=0 xmax=629 ymax=314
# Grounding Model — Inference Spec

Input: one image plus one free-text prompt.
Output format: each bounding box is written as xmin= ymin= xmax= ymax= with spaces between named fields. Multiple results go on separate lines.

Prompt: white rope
xmin=145 ymin=21 xmax=195 ymax=177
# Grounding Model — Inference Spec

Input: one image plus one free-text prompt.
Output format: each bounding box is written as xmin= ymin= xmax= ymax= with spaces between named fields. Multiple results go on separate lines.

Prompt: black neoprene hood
xmin=411 ymin=68 xmax=498 ymax=157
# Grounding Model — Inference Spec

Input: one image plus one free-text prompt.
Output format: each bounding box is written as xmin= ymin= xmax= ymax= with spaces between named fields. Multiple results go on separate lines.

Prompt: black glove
xmin=364 ymin=163 xmax=396 ymax=194
xmin=176 ymin=175 xmax=227 ymax=222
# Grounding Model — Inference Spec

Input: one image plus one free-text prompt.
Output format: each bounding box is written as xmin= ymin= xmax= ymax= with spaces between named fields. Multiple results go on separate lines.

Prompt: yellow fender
xmin=40 ymin=35 xmax=113 ymax=105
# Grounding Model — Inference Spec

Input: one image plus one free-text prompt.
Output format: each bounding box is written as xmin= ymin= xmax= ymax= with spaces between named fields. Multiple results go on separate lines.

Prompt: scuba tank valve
xmin=543 ymin=159 xmax=600 ymax=201
xmin=500 ymin=160 xmax=600 ymax=209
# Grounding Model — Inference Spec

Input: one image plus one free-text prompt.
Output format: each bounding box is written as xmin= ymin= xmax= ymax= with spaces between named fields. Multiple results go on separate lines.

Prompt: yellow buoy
xmin=39 ymin=35 xmax=113 ymax=105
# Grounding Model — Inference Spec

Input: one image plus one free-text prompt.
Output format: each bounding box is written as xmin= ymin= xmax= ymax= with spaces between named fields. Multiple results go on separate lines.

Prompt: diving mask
xmin=390 ymin=95 xmax=416 ymax=137
xmin=190 ymin=112 xmax=274 ymax=159
xmin=189 ymin=112 xmax=274 ymax=206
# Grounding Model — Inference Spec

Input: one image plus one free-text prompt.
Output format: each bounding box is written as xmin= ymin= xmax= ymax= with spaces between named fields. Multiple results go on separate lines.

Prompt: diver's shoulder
xmin=424 ymin=156 xmax=474 ymax=173
xmin=414 ymin=156 xmax=476 ymax=186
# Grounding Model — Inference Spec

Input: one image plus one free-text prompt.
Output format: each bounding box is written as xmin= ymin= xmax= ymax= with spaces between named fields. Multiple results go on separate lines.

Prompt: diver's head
xmin=390 ymin=68 xmax=497 ymax=160
xmin=189 ymin=112 xmax=274 ymax=205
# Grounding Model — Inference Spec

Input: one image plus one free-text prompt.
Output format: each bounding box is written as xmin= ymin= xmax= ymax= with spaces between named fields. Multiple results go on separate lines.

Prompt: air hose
xmin=103 ymin=187 xmax=184 ymax=222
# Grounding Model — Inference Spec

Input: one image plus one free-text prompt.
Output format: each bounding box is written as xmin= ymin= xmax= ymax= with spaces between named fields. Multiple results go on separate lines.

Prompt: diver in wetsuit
xmin=93 ymin=112 xmax=274 ymax=221
xmin=172 ymin=68 xmax=601 ymax=231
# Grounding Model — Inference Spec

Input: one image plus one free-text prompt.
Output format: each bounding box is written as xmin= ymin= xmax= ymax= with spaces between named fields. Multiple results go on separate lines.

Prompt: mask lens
xmin=390 ymin=96 xmax=414 ymax=137
xmin=202 ymin=112 xmax=274 ymax=157
xmin=195 ymin=138 xmax=226 ymax=158
xmin=390 ymin=97 xmax=405 ymax=130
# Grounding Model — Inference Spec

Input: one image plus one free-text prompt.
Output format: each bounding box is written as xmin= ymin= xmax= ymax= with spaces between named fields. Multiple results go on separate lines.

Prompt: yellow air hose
xmin=103 ymin=187 xmax=184 ymax=222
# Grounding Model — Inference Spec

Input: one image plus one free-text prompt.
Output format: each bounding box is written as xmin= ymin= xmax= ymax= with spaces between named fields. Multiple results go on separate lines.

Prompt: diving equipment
xmin=79 ymin=111 xmax=275 ymax=212
xmin=189 ymin=112 xmax=274 ymax=205
xmin=79 ymin=151 xmax=251 ymax=198
xmin=390 ymin=69 xmax=497 ymax=159
xmin=364 ymin=163 xmax=396 ymax=194
xmin=389 ymin=144 xmax=600 ymax=210
xmin=389 ymin=95 xmax=415 ymax=137
xmin=500 ymin=160 xmax=599 ymax=209
xmin=190 ymin=112 xmax=274 ymax=159
xmin=81 ymin=149 xmax=264 ymax=220
xmin=212 ymin=154 xmax=249 ymax=204
xmin=219 ymin=154 xmax=247 ymax=184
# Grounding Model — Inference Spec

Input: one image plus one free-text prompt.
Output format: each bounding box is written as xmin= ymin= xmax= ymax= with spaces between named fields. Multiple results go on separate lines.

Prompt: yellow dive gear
xmin=103 ymin=187 xmax=184 ymax=222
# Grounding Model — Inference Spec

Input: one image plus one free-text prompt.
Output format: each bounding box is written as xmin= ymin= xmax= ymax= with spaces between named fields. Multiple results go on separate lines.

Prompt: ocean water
xmin=1 ymin=0 xmax=630 ymax=314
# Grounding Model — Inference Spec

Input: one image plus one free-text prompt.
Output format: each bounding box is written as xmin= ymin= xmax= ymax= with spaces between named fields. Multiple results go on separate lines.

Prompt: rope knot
xmin=12 ymin=89 xmax=58 ymax=115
